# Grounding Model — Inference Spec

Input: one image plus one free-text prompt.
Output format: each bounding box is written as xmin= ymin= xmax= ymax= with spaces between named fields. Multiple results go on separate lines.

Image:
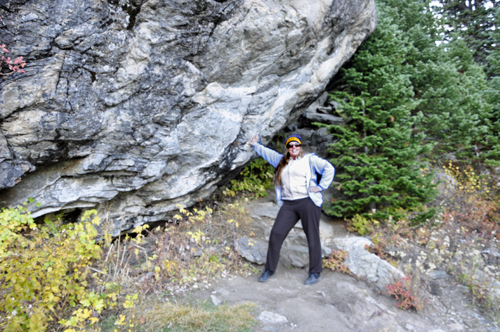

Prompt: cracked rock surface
xmin=191 ymin=268 xmax=500 ymax=332
xmin=0 ymin=0 xmax=376 ymax=232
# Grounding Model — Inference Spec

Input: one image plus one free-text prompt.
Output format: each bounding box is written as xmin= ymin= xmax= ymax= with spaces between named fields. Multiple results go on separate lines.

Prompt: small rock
xmin=302 ymin=111 xmax=344 ymax=125
xmin=21 ymin=13 xmax=38 ymax=22
xmin=258 ymin=311 xmax=288 ymax=325
xmin=405 ymin=323 xmax=415 ymax=331
xmin=342 ymin=240 xmax=405 ymax=290
xmin=288 ymin=253 xmax=308 ymax=268
xmin=235 ymin=237 xmax=267 ymax=264
xmin=210 ymin=295 xmax=222 ymax=306
xmin=137 ymin=272 xmax=153 ymax=283
xmin=317 ymin=291 xmax=326 ymax=297
xmin=447 ymin=323 xmax=465 ymax=331
xmin=364 ymin=295 xmax=386 ymax=310
xmin=428 ymin=270 xmax=450 ymax=280
xmin=332 ymin=237 xmax=373 ymax=250
xmin=481 ymin=249 xmax=500 ymax=258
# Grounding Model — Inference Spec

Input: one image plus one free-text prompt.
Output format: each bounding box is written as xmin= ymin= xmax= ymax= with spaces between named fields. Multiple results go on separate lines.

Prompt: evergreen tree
xmin=483 ymin=7 xmax=500 ymax=166
xmin=429 ymin=1 xmax=500 ymax=164
xmin=323 ymin=1 xmax=437 ymax=220
xmin=387 ymin=0 xmax=493 ymax=161
xmin=413 ymin=39 xmax=492 ymax=160
xmin=377 ymin=0 xmax=496 ymax=163
xmin=320 ymin=0 xmax=500 ymax=220
xmin=434 ymin=0 xmax=500 ymax=68
xmin=487 ymin=7 xmax=500 ymax=76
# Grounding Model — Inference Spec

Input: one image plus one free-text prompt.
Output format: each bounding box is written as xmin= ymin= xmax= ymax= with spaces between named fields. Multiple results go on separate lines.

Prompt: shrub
xmin=0 ymin=207 xmax=103 ymax=331
xmin=105 ymin=201 xmax=258 ymax=330
xmin=0 ymin=18 xmax=27 ymax=77
xmin=342 ymin=164 xmax=499 ymax=316
xmin=345 ymin=214 xmax=378 ymax=236
xmin=227 ymin=158 xmax=274 ymax=198
xmin=441 ymin=161 xmax=500 ymax=239
xmin=323 ymin=250 xmax=351 ymax=274
xmin=443 ymin=161 xmax=492 ymax=195
xmin=124 ymin=201 xmax=254 ymax=296
xmin=0 ymin=205 xmax=140 ymax=332
xmin=0 ymin=196 xmax=258 ymax=331
xmin=0 ymin=202 xmax=36 ymax=258
xmin=386 ymin=276 xmax=423 ymax=311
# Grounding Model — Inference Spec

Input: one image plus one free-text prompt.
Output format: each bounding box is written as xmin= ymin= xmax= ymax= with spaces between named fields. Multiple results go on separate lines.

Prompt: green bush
xmin=345 ymin=214 xmax=378 ymax=236
xmin=228 ymin=158 xmax=274 ymax=198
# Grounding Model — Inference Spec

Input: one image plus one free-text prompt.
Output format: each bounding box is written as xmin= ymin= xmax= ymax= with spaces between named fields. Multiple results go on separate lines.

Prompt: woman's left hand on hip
xmin=309 ymin=187 xmax=321 ymax=193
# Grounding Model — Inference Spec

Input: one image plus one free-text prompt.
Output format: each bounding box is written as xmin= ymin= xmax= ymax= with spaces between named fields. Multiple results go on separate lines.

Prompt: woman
xmin=247 ymin=134 xmax=335 ymax=285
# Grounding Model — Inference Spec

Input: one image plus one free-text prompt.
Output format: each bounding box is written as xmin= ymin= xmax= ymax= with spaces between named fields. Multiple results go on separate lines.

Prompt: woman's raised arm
xmin=247 ymin=134 xmax=283 ymax=168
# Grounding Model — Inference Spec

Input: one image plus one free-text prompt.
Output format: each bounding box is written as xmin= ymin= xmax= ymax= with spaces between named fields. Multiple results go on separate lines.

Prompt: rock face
xmin=0 ymin=0 xmax=376 ymax=232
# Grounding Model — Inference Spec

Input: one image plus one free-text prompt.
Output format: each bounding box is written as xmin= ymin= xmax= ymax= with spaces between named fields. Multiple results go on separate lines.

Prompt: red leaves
xmin=1 ymin=43 xmax=27 ymax=76
xmin=386 ymin=276 xmax=423 ymax=311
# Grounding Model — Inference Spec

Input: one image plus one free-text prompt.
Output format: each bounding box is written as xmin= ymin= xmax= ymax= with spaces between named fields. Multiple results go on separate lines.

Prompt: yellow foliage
xmin=443 ymin=161 xmax=491 ymax=195
xmin=0 ymin=206 xmax=138 ymax=331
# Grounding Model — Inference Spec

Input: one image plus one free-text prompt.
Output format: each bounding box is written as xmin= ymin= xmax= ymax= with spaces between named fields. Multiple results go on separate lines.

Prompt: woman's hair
xmin=274 ymin=152 xmax=290 ymax=186
xmin=274 ymin=147 xmax=304 ymax=186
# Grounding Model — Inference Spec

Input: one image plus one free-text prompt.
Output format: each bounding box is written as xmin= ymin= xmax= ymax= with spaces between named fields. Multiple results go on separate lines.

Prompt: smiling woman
xmin=247 ymin=133 xmax=335 ymax=285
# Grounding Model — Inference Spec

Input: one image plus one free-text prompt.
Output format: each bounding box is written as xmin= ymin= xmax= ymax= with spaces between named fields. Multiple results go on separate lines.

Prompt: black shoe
xmin=258 ymin=269 xmax=275 ymax=282
xmin=304 ymin=272 xmax=321 ymax=285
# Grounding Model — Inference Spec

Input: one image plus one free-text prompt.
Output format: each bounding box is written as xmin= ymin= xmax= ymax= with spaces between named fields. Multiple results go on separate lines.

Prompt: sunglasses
xmin=287 ymin=143 xmax=301 ymax=149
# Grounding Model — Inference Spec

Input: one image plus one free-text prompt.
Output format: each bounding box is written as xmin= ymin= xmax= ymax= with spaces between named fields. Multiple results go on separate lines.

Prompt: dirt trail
xmin=188 ymin=266 xmax=499 ymax=332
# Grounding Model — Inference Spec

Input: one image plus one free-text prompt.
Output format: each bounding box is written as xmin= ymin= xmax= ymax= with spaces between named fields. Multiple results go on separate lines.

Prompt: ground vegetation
xmin=0 ymin=197 xmax=259 ymax=331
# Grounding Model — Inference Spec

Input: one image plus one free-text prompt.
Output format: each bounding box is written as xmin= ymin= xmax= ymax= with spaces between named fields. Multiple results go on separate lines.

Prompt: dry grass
xmin=88 ymin=197 xmax=259 ymax=331
xmin=94 ymin=198 xmax=255 ymax=293
xmin=132 ymin=301 xmax=257 ymax=332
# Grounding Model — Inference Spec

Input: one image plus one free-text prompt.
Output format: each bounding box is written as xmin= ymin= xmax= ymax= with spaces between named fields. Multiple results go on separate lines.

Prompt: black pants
xmin=265 ymin=197 xmax=323 ymax=273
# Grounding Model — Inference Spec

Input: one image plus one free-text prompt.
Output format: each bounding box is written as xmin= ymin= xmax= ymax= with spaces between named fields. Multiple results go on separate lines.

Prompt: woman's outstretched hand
xmin=247 ymin=134 xmax=259 ymax=146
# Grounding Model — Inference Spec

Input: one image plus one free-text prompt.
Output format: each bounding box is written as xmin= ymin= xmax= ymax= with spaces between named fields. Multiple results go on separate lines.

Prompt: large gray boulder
xmin=332 ymin=237 xmax=405 ymax=290
xmin=0 ymin=0 xmax=376 ymax=233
